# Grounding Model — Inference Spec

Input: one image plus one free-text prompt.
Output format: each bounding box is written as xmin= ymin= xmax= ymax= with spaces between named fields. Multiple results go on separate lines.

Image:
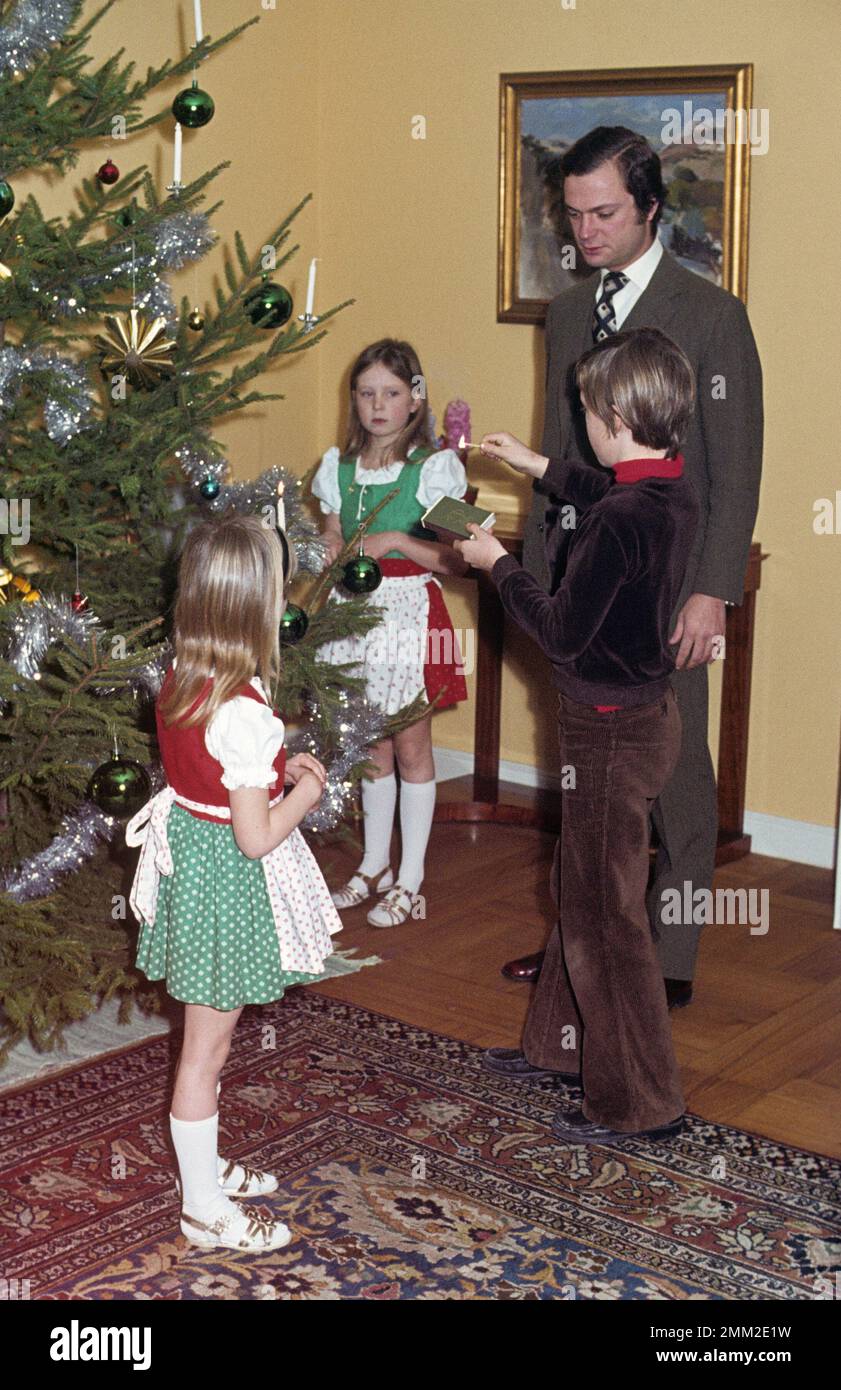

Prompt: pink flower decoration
xmin=443 ymin=399 xmax=471 ymax=453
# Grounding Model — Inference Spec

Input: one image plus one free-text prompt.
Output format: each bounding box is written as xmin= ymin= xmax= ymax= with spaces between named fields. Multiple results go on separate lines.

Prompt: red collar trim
xmin=613 ymin=454 xmax=684 ymax=484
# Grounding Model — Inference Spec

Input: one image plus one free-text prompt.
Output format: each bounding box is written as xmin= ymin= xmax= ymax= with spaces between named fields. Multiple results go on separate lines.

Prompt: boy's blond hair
xmin=575 ymin=327 xmax=695 ymax=458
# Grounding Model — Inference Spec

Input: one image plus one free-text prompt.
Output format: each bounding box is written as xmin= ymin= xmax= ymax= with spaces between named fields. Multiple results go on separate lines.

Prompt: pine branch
xmin=0 ymin=5 xmax=261 ymax=175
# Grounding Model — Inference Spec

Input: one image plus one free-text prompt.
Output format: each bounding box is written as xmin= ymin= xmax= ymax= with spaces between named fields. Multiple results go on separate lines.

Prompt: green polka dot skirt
xmin=134 ymin=802 xmax=319 ymax=1010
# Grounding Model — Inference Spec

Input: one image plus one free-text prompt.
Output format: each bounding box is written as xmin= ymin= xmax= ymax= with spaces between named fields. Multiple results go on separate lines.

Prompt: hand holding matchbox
xmin=420 ymin=495 xmax=497 ymax=544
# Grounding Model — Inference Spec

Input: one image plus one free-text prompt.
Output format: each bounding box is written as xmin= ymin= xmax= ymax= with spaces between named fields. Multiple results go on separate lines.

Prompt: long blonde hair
xmin=342 ymin=338 xmax=438 ymax=467
xmin=159 ymin=513 xmax=297 ymax=729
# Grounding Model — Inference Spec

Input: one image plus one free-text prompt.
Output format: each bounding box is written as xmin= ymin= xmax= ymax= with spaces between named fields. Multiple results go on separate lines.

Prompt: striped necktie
xmin=592 ymin=270 xmax=630 ymax=342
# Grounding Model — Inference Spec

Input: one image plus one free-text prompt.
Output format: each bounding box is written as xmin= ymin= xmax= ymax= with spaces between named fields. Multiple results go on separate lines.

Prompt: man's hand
xmin=454 ymin=522 xmax=508 ymax=573
xmin=475 ymin=432 xmax=548 ymax=479
xmin=669 ymin=593 xmax=727 ymax=669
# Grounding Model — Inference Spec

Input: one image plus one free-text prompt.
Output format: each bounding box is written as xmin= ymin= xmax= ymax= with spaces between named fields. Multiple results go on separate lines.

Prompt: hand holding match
xmin=461 ymin=431 xmax=548 ymax=478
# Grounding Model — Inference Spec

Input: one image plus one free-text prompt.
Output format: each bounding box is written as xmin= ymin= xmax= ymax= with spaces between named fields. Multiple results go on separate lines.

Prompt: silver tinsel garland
xmin=175 ymin=440 xmax=327 ymax=574
xmin=48 ymin=213 xmax=217 ymax=329
xmin=152 ymin=212 xmax=218 ymax=271
xmin=122 ymin=644 xmax=172 ymax=701
xmin=289 ymin=690 xmax=388 ymax=833
xmin=0 ymin=0 xmax=78 ymax=78
xmin=2 ymin=591 xmax=168 ymax=701
xmin=0 ymin=763 xmax=165 ymax=904
xmin=108 ymin=214 xmax=217 ymax=331
xmin=135 ymin=276 xmax=176 ymax=327
xmin=0 ymin=345 xmax=93 ymax=446
xmin=1 ymin=801 xmax=119 ymax=902
xmin=0 ymin=591 xmax=167 ymax=899
xmin=3 ymin=590 xmax=100 ymax=679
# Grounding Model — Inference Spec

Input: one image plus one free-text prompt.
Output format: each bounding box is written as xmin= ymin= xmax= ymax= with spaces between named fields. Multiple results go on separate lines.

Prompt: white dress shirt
xmin=596 ymin=235 xmax=663 ymax=328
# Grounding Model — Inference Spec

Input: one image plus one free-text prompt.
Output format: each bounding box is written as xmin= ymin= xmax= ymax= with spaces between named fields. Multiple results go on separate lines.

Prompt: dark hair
xmin=561 ymin=126 xmax=665 ymax=232
xmin=343 ymin=338 xmax=437 ymax=466
xmin=574 ymin=327 xmax=695 ymax=459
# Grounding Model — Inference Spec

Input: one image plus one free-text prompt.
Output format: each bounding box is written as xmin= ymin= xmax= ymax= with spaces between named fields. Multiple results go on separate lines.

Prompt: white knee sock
xmin=358 ymin=773 xmax=397 ymax=877
xmin=170 ymin=1111 xmax=229 ymax=1216
xmin=397 ymin=778 xmax=436 ymax=893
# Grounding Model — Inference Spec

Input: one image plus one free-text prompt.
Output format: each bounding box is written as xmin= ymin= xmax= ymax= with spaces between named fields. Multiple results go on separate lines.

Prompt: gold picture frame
xmin=498 ymin=64 xmax=754 ymax=324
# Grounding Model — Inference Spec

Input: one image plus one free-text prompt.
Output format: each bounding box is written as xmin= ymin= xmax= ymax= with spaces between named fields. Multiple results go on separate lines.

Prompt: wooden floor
xmin=312 ymin=776 xmax=841 ymax=1160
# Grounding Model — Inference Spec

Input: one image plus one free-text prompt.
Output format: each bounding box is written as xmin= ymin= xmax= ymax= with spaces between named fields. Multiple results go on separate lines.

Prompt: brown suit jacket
xmin=522 ymin=248 xmax=764 ymax=609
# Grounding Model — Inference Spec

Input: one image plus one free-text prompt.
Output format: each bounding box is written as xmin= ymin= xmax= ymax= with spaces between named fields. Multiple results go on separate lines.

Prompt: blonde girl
xmin=126 ymin=514 xmax=341 ymax=1252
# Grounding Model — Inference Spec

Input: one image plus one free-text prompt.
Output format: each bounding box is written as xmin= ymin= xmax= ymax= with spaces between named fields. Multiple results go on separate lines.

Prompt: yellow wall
xmin=33 ymin=0 xmax=841 ymax=829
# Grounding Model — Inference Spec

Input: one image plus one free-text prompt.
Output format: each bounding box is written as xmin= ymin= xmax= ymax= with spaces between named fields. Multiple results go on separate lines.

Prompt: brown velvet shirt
xmin=490 ymin=454 xmax=700 ymax=708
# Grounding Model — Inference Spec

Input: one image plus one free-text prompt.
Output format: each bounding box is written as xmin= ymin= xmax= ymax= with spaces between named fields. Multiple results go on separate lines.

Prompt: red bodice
xmin=156 ymin=666 xmax=287 ymax=824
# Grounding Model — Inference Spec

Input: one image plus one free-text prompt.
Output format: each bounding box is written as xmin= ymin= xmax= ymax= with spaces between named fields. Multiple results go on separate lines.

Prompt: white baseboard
xmin=738 ymin=811 xmax=835 ymax=870
xmin=432 ymin=746 xmax=837 ymax=870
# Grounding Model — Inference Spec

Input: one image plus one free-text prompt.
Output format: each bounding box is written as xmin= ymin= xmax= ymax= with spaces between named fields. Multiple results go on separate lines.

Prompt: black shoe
xmin=481 ymin=1047 xmax=579 ymax=1084
xmin=665 ymin=978 xmax=693 ymax=1009
xmin=551 ymin=1107 xmax=684 ymax=1145
xmin=501 ymin=950 xmax=545 ymax=982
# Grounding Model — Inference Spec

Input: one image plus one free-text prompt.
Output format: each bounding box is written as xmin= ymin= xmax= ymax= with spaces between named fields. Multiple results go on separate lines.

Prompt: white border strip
xmin=432 ymin=746 xmax=837 ymax=871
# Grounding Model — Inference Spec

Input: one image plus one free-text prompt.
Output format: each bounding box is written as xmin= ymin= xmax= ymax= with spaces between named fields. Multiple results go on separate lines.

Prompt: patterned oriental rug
xmin=1 ymin=991 xmax=839 ymax=1301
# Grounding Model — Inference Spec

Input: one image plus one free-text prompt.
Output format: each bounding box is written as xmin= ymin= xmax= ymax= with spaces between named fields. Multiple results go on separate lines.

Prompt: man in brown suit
xmin=486 ymin=126 xmax=762 ymax=1082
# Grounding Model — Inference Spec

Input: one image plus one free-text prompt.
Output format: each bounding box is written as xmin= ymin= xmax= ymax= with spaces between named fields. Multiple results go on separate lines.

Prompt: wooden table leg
xmin=715 ymin=544 xmax=764 ymax=863
xmin=473 ymin=572 xmax=503 ymax=803
xmin=435 ymin=553 xmax=560 ymax=831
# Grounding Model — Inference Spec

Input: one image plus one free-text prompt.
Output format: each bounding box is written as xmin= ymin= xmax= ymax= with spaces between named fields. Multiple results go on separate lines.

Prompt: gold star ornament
xmin=0 ymin=566 xmax=40 ymax=604
xmin=95 ymin=309 xmax=176 ymax=388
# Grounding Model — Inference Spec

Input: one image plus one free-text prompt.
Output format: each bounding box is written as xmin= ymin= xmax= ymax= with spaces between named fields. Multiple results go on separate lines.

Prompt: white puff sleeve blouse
xmin=310 ymin=444 xmax=467 ymax=515
xmin=415 ymin=448 xmax=468 ymax=506
xmin=311 ymin=446 xmax=343 ymax=515
xmin=204 ymin=679 xmax=286 ymax=790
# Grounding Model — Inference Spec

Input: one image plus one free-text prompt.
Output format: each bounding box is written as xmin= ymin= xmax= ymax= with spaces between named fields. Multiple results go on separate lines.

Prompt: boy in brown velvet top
xmin=455 ymin=327 xmax=698 ymax=1143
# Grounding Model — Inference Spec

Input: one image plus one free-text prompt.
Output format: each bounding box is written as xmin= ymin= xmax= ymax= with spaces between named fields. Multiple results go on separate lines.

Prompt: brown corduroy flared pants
xmin=522 ymin=688 xmax=685 ymax=1132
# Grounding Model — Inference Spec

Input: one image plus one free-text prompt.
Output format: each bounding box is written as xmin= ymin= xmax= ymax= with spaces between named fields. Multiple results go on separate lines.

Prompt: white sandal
xmin=330 ymin=865 xmax=394 ymax=909
xmin=180 ymin=1202 xmax=291 ymax=1252
xmin=175 ymin=1157 xmax=279 ymax=1201
xmin=366 ymin=884 xmax=420 ymax=928
xmin=218 ymin=1157 xmax=279 ymax=1197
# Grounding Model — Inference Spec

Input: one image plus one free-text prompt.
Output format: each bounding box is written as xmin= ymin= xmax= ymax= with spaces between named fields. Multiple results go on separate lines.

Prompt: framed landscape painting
xmin=498 ymin=64 xmax=754 ymax=323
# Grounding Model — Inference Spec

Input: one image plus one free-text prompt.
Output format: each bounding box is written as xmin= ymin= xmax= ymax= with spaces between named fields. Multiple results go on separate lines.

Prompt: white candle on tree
xmin=173 ymin=122 xmax=183 ymax=185
xmin=305 ymin=258 xmax=318 ymax=317
xmin=193 ymin=0 xmax=204 ymax=44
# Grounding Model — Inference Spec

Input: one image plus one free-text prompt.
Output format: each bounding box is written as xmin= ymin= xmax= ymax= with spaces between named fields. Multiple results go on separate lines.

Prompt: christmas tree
xmin=0 ymin=0 xmax=426 ymax=1062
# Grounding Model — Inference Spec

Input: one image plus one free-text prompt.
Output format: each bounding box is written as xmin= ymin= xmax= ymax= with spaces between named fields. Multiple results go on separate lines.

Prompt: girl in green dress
xmin=127 ymin=514 xmax=341 ymax=1252
xmin=313 ymin=338 xmax=471 ymax=927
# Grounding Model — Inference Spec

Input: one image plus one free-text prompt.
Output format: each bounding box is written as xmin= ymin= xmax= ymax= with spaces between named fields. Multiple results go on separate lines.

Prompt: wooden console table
xmin=435 ymin=532 xmax=765 ymax=868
